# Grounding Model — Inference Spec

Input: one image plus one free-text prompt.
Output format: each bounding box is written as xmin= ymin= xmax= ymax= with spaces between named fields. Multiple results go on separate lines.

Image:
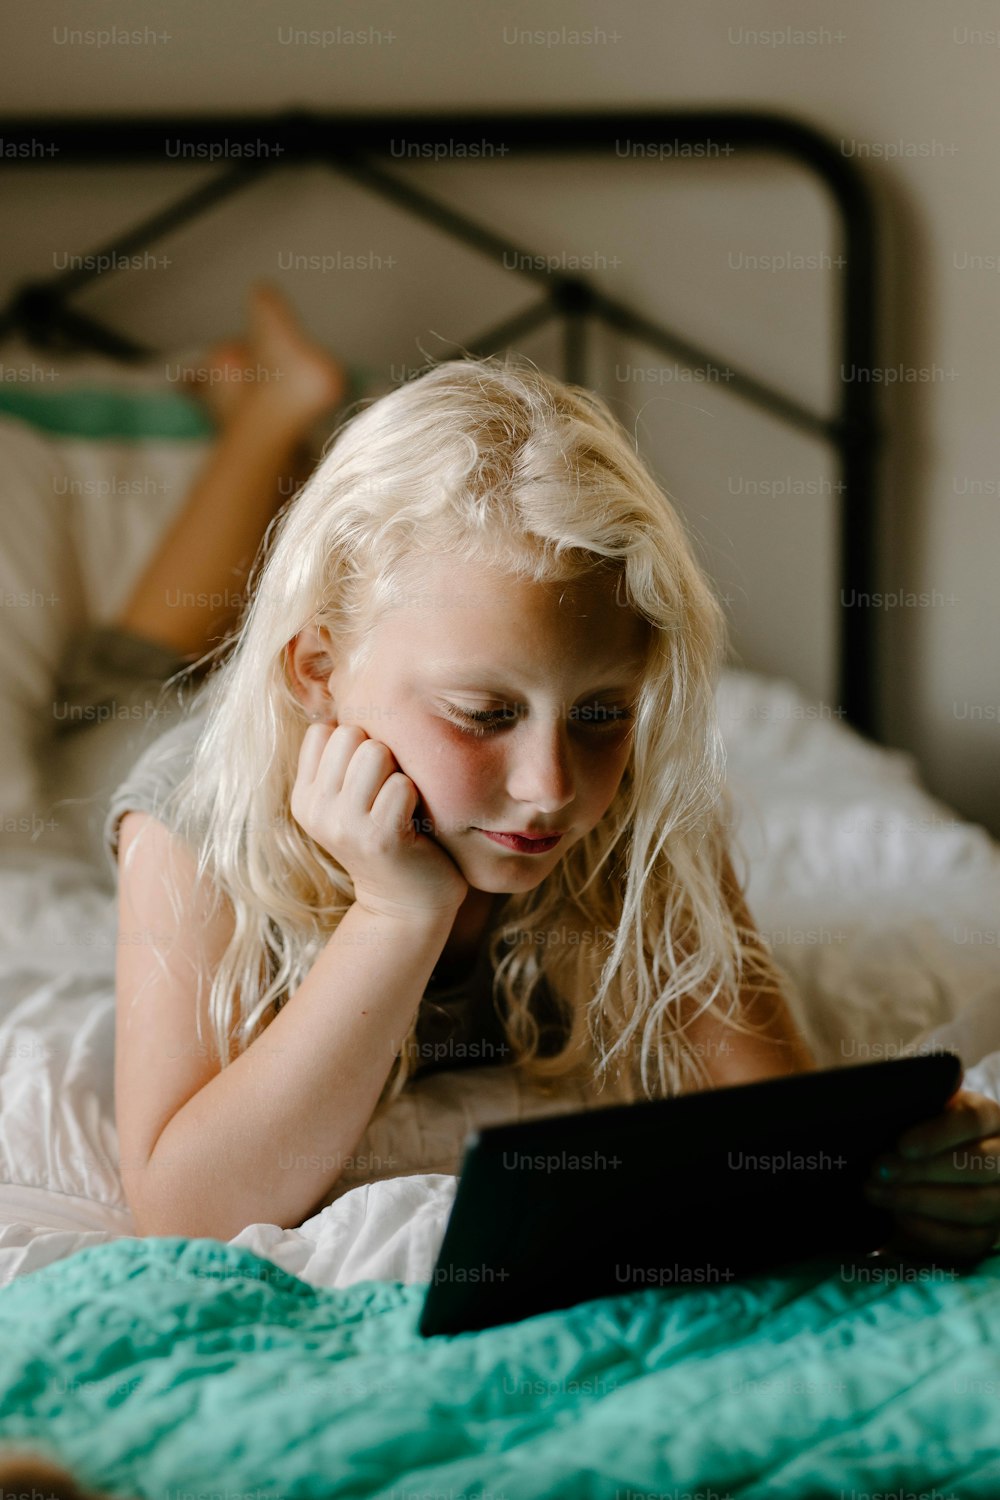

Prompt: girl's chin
xmin=466 ymin=852 xmax=553 ymax=885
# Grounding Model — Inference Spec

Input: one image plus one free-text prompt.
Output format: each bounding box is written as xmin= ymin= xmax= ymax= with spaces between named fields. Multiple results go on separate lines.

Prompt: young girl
xmin=111 ymin=349 xmax=1000 ymax=1267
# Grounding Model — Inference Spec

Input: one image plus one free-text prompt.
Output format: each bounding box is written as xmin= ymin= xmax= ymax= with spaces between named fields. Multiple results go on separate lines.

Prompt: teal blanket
xmin=1 ymin=1236 xmax=999 ymax=1498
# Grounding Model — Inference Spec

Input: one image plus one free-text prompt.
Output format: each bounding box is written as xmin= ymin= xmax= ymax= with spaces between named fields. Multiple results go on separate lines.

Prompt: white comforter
xmin=2 ymin=668 xmax=999 ymax=1291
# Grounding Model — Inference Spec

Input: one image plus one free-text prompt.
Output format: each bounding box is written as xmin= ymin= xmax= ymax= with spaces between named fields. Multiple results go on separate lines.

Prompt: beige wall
xmin=1 ymin=0 xmax=997 ymax=831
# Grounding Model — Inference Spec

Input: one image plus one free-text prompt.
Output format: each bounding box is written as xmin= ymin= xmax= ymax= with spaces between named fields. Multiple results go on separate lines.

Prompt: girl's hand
xmin=863 ymin=1087 xmax=1000 ymax=1265
xmin=291 ymin=721 xmax=470 ymax=924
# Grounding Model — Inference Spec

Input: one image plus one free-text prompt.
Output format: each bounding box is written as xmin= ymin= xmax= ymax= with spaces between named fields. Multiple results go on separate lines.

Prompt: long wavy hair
xmin=122 ymin=352 xmax=791 ymax=1109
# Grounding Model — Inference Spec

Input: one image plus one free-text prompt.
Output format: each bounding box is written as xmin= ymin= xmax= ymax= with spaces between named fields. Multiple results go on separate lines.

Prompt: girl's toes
xmin=245 ymin=283 xmax=348 ymax=421
xmin=191 ymin=342 xmax=254 ymax=425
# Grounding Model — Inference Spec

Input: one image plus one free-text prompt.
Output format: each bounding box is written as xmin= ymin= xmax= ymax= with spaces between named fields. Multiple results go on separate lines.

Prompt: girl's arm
xmin=115 ymin=811 xmax=456 ymax=1240
xmin=681 ymin=850 xmax=818 ymax=1089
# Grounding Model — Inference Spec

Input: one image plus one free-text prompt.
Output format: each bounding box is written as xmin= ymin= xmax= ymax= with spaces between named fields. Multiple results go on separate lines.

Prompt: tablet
xmin=418 ymin=1048 xmax=963 ymax=1337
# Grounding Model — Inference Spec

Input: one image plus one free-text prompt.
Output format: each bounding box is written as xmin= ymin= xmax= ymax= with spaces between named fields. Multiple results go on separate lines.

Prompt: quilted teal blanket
xmin=1 ymin=1236 xmax=999 ymax=1499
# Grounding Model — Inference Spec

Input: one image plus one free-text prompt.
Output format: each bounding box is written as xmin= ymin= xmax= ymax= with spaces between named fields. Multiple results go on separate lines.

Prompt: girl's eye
xmin=444 ymin=707 xmax=519 ymax=737
xmin=443 ymin=705 xmax=635 ymax=738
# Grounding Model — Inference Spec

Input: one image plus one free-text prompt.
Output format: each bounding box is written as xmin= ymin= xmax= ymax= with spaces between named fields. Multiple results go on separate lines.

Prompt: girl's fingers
xmin=895 ymin=1089 xmax=1000 ymax=1160
xmin=871 ymin=1134 xmax=1000 ymax=1185
xmin=296 ymin=720 xmax=338 ymax=784
xmin=886 ymin=1211 xmax=1000 ymax=1266
xmin=346 ymin=741 xmax=399 ymax=816
xmin=867 ymin=1179 xmax=1000 ymax=1227
xmin=370 ymin=772 xmax=418 ymax=835
xmin=315 ymin=724 xmax=375 ymax=800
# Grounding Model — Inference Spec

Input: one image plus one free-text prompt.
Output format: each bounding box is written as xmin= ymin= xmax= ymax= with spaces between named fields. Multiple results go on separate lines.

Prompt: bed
xmin=1 ymin=108 xmax=999 ymax=1498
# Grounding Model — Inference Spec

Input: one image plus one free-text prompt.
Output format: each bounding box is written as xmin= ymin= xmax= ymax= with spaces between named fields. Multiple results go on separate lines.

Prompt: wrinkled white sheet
xmin=2 ymin=668 xmax=999 ymax=1291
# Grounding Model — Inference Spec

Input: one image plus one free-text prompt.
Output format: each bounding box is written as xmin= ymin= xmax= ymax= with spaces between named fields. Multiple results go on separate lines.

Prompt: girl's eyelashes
xmin=441 ymin=704 xmax=635 ymax=738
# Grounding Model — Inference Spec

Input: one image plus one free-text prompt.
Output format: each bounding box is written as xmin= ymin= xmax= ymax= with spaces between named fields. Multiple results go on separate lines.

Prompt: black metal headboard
xmin=0 ymin=109 xmax=881 ymax=739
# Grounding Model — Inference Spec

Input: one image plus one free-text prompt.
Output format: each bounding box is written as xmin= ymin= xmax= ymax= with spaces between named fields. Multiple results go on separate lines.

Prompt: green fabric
xmin=0 ymin=361 xmax=373 ymax=442
xmin=1 ymin=1236 xmax=1000 ymax=1497
xmin=0 ymin=386 xmax=217 ymax=440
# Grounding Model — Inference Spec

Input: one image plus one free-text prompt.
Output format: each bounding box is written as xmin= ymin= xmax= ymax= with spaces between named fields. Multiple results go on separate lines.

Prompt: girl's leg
xmin=113 ymin=285 xmax=345 ymax=663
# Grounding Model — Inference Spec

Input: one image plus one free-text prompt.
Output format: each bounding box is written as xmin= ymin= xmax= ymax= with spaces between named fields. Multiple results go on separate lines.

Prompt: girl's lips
xmin=479 ymin=829 xmax=564 ymax=853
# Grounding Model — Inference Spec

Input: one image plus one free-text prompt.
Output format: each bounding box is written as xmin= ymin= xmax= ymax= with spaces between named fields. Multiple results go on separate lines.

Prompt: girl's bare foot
xmin=180 ymin=338 xmax=253 ymax=427
xmin=246 ymin=281 xmax=347 ymax=427
xmin=180 ymin=284 xmax=347 ymax=433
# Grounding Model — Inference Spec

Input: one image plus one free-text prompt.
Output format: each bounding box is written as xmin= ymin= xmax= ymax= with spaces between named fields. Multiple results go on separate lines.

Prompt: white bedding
xmin=2 ymin=666 xmax=1000 ymax=1292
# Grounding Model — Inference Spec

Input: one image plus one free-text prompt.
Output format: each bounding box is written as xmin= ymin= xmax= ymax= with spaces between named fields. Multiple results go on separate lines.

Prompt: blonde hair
xmin=126 ymin=352 xmax=789 ymax=1107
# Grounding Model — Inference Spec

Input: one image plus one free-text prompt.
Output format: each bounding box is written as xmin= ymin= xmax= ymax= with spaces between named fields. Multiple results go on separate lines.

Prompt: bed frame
xmin=0 ymin=109 xmax=881 ymax=738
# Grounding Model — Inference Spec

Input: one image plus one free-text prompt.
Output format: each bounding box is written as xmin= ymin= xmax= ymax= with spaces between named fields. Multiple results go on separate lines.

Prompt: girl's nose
xmin=505 ymin=720 xmax=576 ymax=811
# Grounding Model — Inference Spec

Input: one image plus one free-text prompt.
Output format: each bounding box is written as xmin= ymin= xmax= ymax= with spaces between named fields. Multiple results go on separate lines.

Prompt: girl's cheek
xmin=425 ymin=726 xmax=629 ymax=828
xmin=434 ymin=736 xmax=500 ymax=802
xmin=591 ymin=744 xmax=634 ymax=819
xmin=417 ymin=730 xmax=491 ymax=818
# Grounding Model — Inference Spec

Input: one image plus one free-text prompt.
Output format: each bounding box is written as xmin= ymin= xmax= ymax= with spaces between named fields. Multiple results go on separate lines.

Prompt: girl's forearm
xmin=114 ymin=392 xmax=311 ymax=660
xmin=128 ymin=901 xmax=455 ymax=1240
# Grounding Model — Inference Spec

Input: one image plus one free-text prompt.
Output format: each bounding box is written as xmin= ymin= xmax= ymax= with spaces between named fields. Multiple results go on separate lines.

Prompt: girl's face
xmin=295 ymin=557 xmax=650 ymax=895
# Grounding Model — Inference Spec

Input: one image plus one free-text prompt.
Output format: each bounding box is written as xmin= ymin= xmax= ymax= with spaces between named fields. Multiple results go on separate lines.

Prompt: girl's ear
xmin=285 ymin=625 xmax=336 ymax=710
